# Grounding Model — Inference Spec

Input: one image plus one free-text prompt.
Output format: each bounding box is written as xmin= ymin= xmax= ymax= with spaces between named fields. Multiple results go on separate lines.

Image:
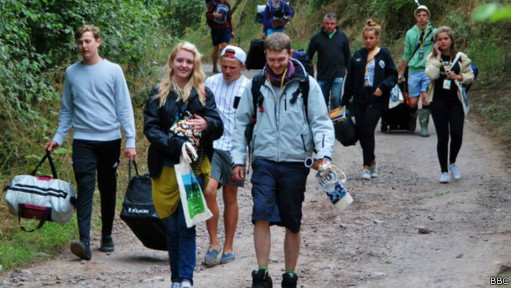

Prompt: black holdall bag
xmin=330 ymin=107 xmax=358 ymax=146
xmin=246 ymin=38 xmax=266 ymax=70
xmin=120 ymin=161 xmax=167 ymax=251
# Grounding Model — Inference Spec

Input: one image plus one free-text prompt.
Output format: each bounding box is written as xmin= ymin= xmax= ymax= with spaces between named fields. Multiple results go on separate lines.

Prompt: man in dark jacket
xmin=307 ymin=13 xmax=351 ymax=110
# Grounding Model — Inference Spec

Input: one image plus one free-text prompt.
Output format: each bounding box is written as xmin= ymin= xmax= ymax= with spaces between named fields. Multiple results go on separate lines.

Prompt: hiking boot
xmin=439 ymin=172 xmax=451 ymax=184
xmin=281 ymin=273 xmax=298 ymax=288
xmin=70 ymin=240 xmax=91 ymax=260
xmin=361 ymin=169 xmax=371 ymax=180
xmin=99 ymin=235 xmax=115 ymax=252
xmin=251 ymin=269 xmax=272 ymax=288
xmin=203 ymin=248 xmax=220 ymax=267
xmin=370 ymin=163 xmax=379 ymax=178
xmin=449 ymin=163 xmax=462 ymax=180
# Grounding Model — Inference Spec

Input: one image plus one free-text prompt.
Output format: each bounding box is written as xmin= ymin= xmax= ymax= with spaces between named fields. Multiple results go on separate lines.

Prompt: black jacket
xmin=143 ymin=86 xmax=223 ymax=178
xmin=307 ymin=28 xmax=351 ymax=80
xmin=341 ymin=47 xmax=398 ymax=109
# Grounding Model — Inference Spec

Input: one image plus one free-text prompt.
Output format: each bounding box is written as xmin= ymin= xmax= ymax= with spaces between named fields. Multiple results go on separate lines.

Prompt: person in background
xmin=262 ymin=0 xmax=294 ymax=38
xmin=397 ymin=5 xmax=437 ymax=137
xmin=143 ymin=41 xmax=223 ymax=288
xmin=45 ymin=24 xmax=136 ymax=261
xmin=231 ymin=32 xmax=334 ymax=288
xmin=206 ymin=0 xmax=234 ymax=74
xmin=425 ymin=26 xmax=474 ymax=183
xmin=341 ymin=20 xmax=398 ymax=180
xmin=203 ymin=45 xmax=250 ymax=266
xmin=307 ymin=12 xmax=351 ymax=110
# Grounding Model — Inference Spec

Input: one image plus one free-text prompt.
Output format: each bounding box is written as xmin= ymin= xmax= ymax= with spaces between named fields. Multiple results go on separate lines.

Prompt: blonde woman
xmin=143 ymin=41 xmax=223 ymax=288
xmin=425 ymin=26 xmax=474 ymax=183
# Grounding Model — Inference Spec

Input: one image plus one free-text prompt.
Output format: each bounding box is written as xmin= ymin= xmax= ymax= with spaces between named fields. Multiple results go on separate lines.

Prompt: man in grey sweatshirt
xmin=45 ymin=25 xmax=136 ymax=261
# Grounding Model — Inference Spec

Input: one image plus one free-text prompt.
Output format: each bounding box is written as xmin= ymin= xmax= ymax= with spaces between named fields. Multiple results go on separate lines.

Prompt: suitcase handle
xmin=31 ymin=150 xmax=58 ymax=179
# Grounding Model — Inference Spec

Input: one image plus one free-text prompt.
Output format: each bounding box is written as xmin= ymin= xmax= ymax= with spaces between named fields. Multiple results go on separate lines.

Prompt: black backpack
xmin=292 ymin=50 xmax=314 ymax=77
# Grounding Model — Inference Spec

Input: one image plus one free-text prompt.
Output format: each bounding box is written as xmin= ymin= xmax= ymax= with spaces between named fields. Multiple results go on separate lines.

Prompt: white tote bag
xmin=174 ymin=144 xmax=212 ymax=228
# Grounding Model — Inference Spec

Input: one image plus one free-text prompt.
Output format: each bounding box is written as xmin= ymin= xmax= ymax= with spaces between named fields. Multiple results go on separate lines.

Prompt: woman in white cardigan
xmin=425 ymin=26 xmax=474 ymax=183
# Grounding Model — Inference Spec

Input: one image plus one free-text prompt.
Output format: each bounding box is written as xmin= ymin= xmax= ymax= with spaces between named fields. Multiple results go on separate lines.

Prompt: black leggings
xmin=430 ymin=98 xmax=464 ymax=173
xmin=72 ymin=139 xmax=121 ymax=245
xmin=354 ymin=104 xmax=382 ymax=167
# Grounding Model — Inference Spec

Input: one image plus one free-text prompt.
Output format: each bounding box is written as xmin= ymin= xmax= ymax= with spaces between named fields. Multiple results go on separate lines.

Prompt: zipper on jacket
xmin=300 ymin=134 xmax=307 ymax=154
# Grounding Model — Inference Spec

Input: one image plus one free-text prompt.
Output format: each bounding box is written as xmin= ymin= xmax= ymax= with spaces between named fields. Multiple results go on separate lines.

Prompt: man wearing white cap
xmin=203 ymin=45 xmax=250 ymax=267
xmin=398 ymin=5 xmax=437 ymax=137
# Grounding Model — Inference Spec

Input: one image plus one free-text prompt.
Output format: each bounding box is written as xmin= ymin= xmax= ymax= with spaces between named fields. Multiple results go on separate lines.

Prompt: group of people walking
xmin=43 ymin=2 xmax=474 ymax=288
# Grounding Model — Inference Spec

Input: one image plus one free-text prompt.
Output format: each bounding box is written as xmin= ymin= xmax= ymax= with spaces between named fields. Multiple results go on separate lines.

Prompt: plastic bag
xmin=315 ymin=162 xmax=353 ymax=211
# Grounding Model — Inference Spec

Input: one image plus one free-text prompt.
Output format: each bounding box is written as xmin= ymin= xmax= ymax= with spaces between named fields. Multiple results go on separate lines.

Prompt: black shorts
xmin=250 ymin=158 xmax=310 ymax=233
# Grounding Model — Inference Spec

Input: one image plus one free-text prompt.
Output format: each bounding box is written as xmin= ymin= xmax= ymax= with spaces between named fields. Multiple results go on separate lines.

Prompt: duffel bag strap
xmin=128 ymin=160 xmax=140 ymax=180
xmin=31 ymin=150 xmax=58 ymax=179
xmin=18 ymin=205 xmax=52 ymax=232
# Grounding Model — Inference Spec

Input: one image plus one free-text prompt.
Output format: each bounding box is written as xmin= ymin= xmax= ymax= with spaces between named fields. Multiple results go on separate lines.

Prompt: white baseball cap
xmin=221 ymin=45 xmax=246 ymax=64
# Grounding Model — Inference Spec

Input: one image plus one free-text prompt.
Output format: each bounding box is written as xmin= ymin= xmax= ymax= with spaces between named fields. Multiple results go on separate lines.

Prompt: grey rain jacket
xmin=231 ymin=59 xmax=334 ymax=165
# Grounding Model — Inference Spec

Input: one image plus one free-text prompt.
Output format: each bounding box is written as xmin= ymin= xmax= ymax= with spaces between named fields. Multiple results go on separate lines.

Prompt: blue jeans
xmin=318 ymin=77 xmax=344 ymax=110
xmin=163 ymin=175 xmax=205 ymax=285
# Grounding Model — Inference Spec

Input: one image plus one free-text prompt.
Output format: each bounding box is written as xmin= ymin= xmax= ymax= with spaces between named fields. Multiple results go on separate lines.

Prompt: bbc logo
xmin=490 ymin=276 xmax=509 ymax=285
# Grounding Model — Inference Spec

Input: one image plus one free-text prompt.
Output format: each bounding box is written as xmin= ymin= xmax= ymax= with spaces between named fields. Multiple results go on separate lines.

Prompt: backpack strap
xmin=251 ymin=73 xmax=266 ymax=119
xmin=290 ymin=75 xmax=310 ymax=122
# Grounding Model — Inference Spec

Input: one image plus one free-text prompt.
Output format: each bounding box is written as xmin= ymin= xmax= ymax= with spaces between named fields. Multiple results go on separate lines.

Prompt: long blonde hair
xmin=157 ymin=41 xmax=206 ymax=107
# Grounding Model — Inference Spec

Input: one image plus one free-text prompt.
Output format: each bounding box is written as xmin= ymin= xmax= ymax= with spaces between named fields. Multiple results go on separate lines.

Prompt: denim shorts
xmin=250 ymin=158 xmax=310 ymax=233
xmin=211 ymin=28 xmax=231 ymax=46
xmin=408 ymin=71 xmax=430 ymax=97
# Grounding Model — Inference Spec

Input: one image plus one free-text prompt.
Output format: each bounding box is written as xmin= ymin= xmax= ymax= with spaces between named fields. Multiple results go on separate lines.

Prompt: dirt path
xmin=1 ymin=68 xmax=509 ymax=288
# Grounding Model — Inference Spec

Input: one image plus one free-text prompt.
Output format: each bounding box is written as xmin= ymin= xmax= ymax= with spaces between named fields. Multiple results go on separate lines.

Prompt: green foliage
xmin=473 ymin=3 xmax=511 ymax=22
xmin=164 ymin=0 xmax=207 ymax=36
xmin=0 ymin=217 xmax=77 ymax=270
xmin=0 ymin=0 xmax=172 ymax=175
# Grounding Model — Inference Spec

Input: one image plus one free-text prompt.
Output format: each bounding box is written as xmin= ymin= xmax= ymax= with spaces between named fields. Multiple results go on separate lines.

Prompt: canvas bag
xmin=4 ymin=151 xmax=76 ymax=231
xmin=174 ymin=144 xmax=212 ymax=228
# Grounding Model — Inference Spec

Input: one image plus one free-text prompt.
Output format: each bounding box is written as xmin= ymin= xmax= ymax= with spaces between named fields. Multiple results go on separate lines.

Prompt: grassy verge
xmin=0 ymin=217 xmax=77 ymax=270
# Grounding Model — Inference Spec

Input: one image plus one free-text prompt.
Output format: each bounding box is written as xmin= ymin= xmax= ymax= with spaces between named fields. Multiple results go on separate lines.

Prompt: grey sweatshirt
xmin=53 ymin=59 xmax=136 ymax=148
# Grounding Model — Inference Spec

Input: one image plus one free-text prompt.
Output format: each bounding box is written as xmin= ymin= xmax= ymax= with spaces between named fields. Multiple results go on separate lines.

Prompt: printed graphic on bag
xmin=182 ymin=171 xmax=206 ymax=218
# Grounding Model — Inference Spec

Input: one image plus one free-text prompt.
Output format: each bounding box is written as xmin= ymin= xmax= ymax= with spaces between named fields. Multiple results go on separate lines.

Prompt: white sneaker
xmin=439 ymin=172 xmax=451 ymax=183
xmin=171 ymin=282 xmax=181 ymax=288
xmin=361 ymin=169 xmax=371 ymax=180
xmin=449 ymin=163 xmax=462 ymax=180
xmin=181 ymin=280 xmax=193 ymax=288
xmin=370 ymin=163 xmax=379 ymax=178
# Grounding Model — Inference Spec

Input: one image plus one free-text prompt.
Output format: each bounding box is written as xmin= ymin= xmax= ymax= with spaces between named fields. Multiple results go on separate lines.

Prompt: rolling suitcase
xmin=246 ymin=39 xmax=266 ymax=70
xmin=381 ymin=81 xmax=415 ymax=133
xmin=120 ymin=161 xmax=167 ymax=251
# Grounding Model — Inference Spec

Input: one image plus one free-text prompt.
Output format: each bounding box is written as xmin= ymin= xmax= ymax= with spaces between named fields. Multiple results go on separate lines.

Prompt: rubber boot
xmin=418 ymin=108 xmax=430 ymax=137
xmin=408 ymin=109 xmax=417 ymax=133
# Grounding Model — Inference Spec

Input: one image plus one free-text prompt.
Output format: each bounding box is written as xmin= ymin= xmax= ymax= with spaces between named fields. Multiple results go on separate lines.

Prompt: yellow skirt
xmin=151 ymin=158 xmax=211 ymax=219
